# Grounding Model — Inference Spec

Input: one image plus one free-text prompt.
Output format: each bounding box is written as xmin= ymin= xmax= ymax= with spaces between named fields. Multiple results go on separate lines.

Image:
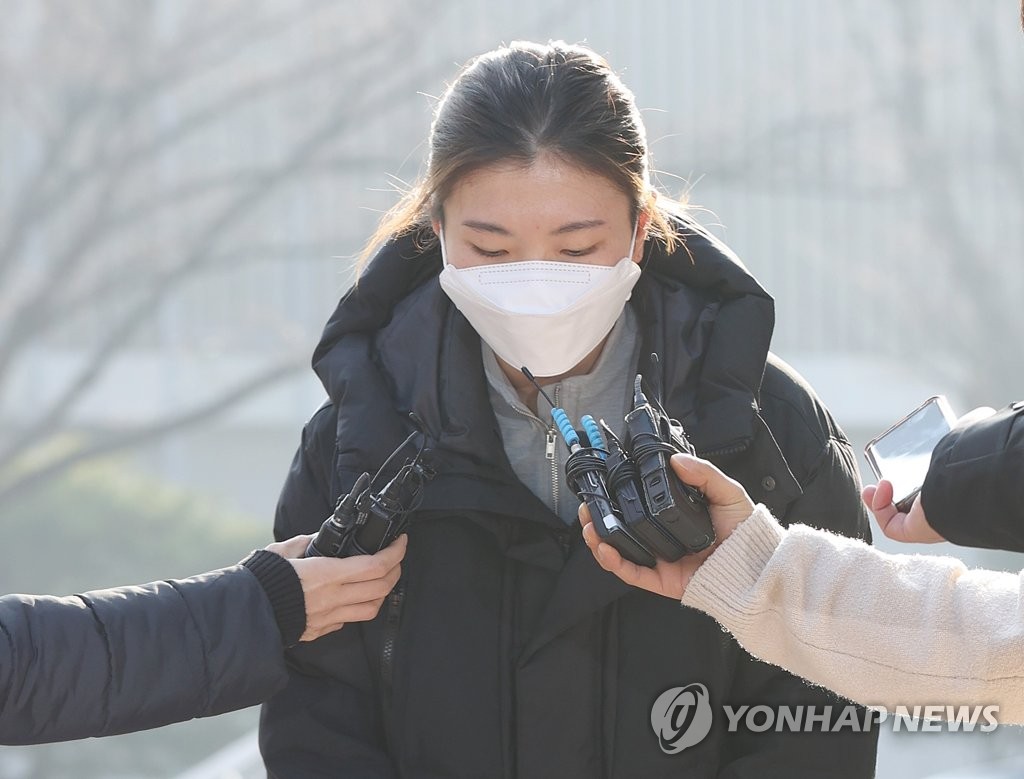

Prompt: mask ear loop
xmin=627 ymin=220 xmax=640 ymax=263
xmin=438 ymin=226 xmax=451 ymax=268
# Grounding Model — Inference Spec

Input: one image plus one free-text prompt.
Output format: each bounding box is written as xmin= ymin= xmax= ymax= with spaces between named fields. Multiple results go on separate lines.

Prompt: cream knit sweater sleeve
xmin=681 ymin=505 xmax=1024 ymax=724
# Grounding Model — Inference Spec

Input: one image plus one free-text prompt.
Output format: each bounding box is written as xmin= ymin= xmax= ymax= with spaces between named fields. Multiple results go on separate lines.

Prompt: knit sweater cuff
xmin=681 ymin=504 xmax=784 ymax=626
xmin=241 ymin=549 xmax=306 ymax=647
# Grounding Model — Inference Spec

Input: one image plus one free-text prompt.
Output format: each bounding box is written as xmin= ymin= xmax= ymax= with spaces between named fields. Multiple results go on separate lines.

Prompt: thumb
xmin=871 ymin=479 xmax=895 ymax=512
xmin=670 ymin=453 xmax=749 ymax=507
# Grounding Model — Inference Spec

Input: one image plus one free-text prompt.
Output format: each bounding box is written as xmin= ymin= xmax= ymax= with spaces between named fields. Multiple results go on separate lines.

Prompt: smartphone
xmin=864 ymin=395 xmax=957 ymax=513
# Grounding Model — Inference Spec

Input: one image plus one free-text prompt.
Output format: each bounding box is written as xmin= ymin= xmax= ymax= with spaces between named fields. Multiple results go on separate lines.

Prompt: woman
xmin=259 ymin=41 xmax=879 ymax=777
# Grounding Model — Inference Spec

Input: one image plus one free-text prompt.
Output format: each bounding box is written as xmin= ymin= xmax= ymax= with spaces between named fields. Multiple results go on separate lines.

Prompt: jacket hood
xmin=312 ymin=216 xmax=774 ymax=459
xmin=307 ymin=219 xmax=787 ymax=657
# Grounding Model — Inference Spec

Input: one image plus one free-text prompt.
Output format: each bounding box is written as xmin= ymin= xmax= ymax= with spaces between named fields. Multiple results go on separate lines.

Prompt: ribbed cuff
xmin=681 ymin=504 xmax=785 ymax=627
xmin=241 ymin=549 xmax=306 ymax=647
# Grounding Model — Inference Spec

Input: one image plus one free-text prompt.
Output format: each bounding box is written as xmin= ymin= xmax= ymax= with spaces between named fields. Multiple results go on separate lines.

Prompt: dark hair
xmin=358 ymin=40 xmax=684 ymax=268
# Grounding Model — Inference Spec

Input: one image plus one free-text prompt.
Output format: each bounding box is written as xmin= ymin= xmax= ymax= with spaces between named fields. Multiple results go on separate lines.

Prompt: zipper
xmin=549 ymin=384 xmax=561 ymax=516
xmin=378 ymin=579 xmax=406 ymax=757
xmin=509 ymin=384 xmax=563 ymax=518
xmin=380 ymin=580 xmax=405 ymax=691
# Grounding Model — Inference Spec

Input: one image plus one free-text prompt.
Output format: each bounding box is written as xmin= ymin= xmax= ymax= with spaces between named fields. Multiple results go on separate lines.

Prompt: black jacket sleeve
xmin=921 ymin=400 xmax=1024 ymax=551
xmin=0 ymin=564 xmax=290 ymax=745
xmin=258 ymin=403 xmax=396 ymax=778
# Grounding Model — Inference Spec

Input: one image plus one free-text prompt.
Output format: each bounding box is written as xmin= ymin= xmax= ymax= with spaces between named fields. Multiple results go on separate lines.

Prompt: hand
xmin=578 ymin=453 xmax=755 ymax=600
xmin=861 ymin=481 xmax=944 ymax=544
xmin=266 ymin=534 xmax=407 ymax=642
xmin=861 ymin=406 xmax=995 ymax=544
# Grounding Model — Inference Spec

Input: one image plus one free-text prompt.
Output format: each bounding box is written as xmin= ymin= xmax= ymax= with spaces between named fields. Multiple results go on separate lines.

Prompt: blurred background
xmin=0 ymin=0 xmax=1021 ymax=776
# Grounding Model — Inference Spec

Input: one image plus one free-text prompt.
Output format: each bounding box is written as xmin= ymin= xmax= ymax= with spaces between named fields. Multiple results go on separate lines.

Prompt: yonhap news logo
xmin=650 ymin=684 xmax=714 ymax=754
xmin=651 ymin=684 xmax=1000 ymax=754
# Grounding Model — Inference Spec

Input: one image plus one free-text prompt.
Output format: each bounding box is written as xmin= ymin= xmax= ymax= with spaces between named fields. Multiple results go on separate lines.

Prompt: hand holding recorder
xmin=306 ymin=416 xmax=435 ymax=559
xmin=524 ymin=367 xmax=716 ymax=568
xmin=579 ymin=453 xmax=753 ymax=600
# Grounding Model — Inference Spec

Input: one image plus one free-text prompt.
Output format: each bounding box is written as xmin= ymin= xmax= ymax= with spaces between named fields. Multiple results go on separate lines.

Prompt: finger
xmin=296 ymin=552 xmax=398 ymax=586
xmin=861 ymin=484 xmax=876 ymax=508
xmin=388 ymin=560 xmax=403 ymax=586
xmin=301 ymin=622 xmax=344 ymax=642
xmin=265 ymin=533 xmax=314 ymax=559
xmin=330 ymin=578 xmax=397 ymax=608
xmin=875 ymin=511 xmax=906 ymax=542
xmin=578 ymin=502 xmax=592 ymax=528
xmin=322 ymin=596 xmax=389 ymax=626
xmin=870 ymin=479 xmax=895 ymax=512
xmin=371 ymin=534 xmax=409 ymax=570
xmin=350 ymin=536 xmax=409 ymax=580
xmin=593 ymin=542 xmax=649 ymax=588
xmin=303 ymin=595 xmax=390 ymax=640
xmin=870 ymin=502 xmax=903 ymax=541
xmin=581 ymin=521 xmax=601 ymax=551
xmin=670 ymin=454 xmax=747 ymax=506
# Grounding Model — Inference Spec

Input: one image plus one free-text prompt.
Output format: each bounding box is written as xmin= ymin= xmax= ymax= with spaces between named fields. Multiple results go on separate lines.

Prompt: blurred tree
xmin=669 ymin=1 xmax=1022 ymax=407
xmin=844 ymin=2 xmax=1024 ymax=405
xmin=0 ymin=0 xmax=451 ymax=505
xmin=0 ymin=459 xmax=267 ymax=594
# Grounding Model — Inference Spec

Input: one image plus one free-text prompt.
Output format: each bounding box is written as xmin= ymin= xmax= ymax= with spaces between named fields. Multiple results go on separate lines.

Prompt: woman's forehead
xmin=444 ymin=157 xmax=633 ymax=231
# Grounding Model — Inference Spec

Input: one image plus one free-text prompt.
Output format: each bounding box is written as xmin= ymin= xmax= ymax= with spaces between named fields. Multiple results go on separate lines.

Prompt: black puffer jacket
xmin=0 ymin=553 xmax=299 ymax=745
xmin=260 ymin=220 xmax=880 ymax=778
xmin=922 ymin=400 xmax=1024 ymax=551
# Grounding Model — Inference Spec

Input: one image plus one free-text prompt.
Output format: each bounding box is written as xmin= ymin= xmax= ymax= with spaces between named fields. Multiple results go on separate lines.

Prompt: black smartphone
xmin=864 ymin=395 xmax=957 ymax=513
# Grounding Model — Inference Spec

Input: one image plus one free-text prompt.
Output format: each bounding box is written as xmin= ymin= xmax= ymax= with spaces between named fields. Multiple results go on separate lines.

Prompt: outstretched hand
xmin=861 ymin=481 xmax=944 ymax=544
xmin=266 ymin=534 xmax=407 ymax=642
xmin=579 ymin=454 xmax=755 ymax=600
xmin=861 ymin=406 xmax=995 ymax=544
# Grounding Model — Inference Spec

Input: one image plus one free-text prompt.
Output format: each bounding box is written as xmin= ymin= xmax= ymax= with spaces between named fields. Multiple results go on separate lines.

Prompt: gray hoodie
xmin=482 ymin=308 xmax=641 ymax=526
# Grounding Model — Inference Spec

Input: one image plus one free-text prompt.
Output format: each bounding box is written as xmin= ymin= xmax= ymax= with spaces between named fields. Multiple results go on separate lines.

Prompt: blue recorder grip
xmin=552 ymin=409 xmax=656 ymax=568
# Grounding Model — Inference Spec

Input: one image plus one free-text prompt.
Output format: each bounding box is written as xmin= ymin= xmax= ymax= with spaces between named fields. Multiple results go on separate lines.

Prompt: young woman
xmin=259 ymin=41 xmax=879 ymax=777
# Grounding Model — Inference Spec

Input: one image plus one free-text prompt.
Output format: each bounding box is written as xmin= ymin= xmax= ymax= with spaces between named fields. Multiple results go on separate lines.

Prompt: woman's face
xmin=437 ymin=155 xmax=645 ymax=269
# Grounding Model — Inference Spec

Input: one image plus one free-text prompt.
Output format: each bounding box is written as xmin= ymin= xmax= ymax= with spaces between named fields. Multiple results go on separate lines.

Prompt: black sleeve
xmin=921 ymin=400 xmax=1024 ymax=551
xmin=718 ymin=434 xmax=878 ymax=777
xmin=258 ymin=403 xmax=396 ymax=778
xmin=0 ymin=565 xmax=288 ymax=745
xmin=241 ymin=548 xmax=307 ymax=648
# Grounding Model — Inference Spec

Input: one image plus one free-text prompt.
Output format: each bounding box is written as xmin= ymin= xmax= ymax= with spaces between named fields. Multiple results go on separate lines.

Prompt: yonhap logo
xmin=650 ymin=683 xmax=713 ymax=754
xmin=649 ymin=687 xmax=1000 ymax=754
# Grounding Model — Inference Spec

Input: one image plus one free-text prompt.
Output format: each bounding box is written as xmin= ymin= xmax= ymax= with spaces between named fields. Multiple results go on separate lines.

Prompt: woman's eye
xmin=471 ymin=244 xmax=507 ymax=258
xmin=563 ymin=245 xmax=598 ymax=258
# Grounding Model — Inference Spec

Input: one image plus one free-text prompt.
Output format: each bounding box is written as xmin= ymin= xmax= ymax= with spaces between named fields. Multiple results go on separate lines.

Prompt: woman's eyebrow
xmin=462 ymin=220 xmax=510 ymax=235
xmin=551 ymin=219 xmax=605 ymax=235
xmin=461 ymin=218 xmax=607 ymax=236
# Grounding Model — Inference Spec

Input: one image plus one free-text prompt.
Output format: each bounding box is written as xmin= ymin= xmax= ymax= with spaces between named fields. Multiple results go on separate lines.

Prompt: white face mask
xmin=437 ymin=226 xmax=642 ymax=377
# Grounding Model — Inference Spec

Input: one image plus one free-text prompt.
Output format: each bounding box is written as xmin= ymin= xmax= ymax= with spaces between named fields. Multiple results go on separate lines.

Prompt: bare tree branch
xmin=0 ymin=2 xmax=421 ymax=378
xmin=0 ymin=357 xmax=306 ymax=505
xmin=0 ymin=0 xmax=452 ymax=487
